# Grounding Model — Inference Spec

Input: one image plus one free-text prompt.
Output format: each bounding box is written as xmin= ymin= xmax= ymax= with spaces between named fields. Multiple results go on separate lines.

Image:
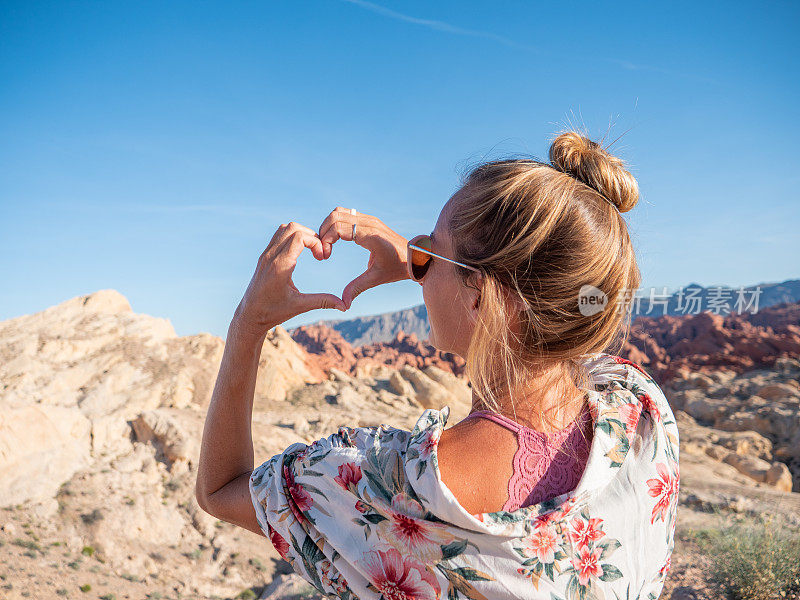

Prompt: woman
xmin=196 ymin=132 xmax=680 ymax=600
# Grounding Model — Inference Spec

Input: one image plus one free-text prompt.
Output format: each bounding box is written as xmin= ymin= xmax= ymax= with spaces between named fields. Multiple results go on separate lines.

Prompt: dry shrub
xmin=689 ymin=513 xmax=800 ymax=600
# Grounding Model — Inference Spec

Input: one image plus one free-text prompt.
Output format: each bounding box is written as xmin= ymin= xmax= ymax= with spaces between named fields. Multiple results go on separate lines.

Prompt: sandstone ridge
xmin=0 ymin=289 xmax=798 ymax=600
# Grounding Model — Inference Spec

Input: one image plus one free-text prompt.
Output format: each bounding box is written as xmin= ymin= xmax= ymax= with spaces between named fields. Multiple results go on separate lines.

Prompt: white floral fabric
xmin=249 ymin=352 xmax=680 ymax=600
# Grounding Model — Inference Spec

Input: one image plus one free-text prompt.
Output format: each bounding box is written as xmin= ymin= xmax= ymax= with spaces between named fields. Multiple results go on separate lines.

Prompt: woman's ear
xmin=469 ymin=272 xmax=483 ymax=315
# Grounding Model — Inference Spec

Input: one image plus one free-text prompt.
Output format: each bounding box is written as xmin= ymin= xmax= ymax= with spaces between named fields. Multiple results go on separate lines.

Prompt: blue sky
xmin=1 ymin=1 xmax=798 ymax=338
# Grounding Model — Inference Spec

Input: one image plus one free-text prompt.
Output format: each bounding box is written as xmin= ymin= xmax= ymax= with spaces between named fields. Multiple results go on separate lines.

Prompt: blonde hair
xmin=450 ymin=131 xmax=641 ymax=433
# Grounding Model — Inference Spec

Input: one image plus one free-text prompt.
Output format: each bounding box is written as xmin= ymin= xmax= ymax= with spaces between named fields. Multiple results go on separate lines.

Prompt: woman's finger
xmin=267 ymin=222 xmax=324 ymax=262
xmin=317 ymin=207 xmax=355 ymax=239
xmin=289 ymin=222 xmax=326 ymax=260
xmin=273 ymin=229 xmax=325 ymax=273
xmin=320 ymin=219 xmax=370 ymax=257
xmin=319 ymin=219 xmax=349 ymax=259
xmin=318 ymin=208 xmax=365 ymax=259
xmin=316 ymin=209 xmax=342 ymax=242
xmin=278 ymin=231 xmax=346 ymax=311
xmin=341 ymin=267 xmax=383 ymax=310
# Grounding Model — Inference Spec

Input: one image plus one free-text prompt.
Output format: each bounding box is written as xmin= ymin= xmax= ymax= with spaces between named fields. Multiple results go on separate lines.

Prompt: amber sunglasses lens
xmin=408 ymin=235 xmax=433 ymax=281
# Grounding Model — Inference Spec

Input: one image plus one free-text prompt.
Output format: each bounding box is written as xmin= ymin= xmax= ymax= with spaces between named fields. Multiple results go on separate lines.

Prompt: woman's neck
xmin=470 ymin=367 xmax=587 ymax=433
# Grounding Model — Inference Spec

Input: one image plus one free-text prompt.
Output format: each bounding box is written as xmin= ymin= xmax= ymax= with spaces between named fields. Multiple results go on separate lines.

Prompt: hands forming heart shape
xmin=233 ymin=208 xmax=410 ymax=338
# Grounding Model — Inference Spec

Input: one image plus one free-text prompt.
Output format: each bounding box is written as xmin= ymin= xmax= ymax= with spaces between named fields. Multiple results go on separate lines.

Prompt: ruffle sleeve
xmin=248 ymin=423 xmax=413 ymax=599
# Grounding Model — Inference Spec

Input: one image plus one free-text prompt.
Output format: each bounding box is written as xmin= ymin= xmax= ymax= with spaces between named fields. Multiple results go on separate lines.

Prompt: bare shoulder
xmin=436 ymin=420 xmax=517 ymax=515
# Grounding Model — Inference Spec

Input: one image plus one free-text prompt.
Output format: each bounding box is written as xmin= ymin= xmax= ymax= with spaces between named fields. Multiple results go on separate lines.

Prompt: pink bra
xmin=461 ymin=402 xmax=593 ymax=512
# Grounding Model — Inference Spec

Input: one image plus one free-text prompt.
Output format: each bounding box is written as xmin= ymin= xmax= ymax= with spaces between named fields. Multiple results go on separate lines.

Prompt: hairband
xmin=549 ymin=164 xmax=621 ymax=213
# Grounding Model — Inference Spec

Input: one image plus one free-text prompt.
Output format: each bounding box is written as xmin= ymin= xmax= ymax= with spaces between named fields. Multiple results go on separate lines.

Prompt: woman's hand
xmin=234 ymin=222 xmax=347 ymax=338
xmin=318 ymin=207 xmax=410 ymax=310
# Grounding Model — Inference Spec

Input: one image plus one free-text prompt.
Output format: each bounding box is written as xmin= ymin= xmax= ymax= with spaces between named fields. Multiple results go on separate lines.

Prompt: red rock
xmin=290 ymin=326 xmax=466 ymax=378
xmin=292 ymin=301 xmax=800 ymax=386
xmin=623 ymin=301 xmax=800 ymax=383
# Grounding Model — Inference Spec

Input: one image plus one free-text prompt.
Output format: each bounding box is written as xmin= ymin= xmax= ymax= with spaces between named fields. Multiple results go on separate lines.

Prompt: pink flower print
xmin=361 ymin=547 xmax=441 ymax=600
xmin=659 ymin=555 xmax=671 ymax=577
xmin=266 ymin=523 xmax=290 ymax=561
xmin=523 ymin=525 xmax=559 ymax=564
xmin=320 ymin=559 xmax=333 ymax=587
xmin=571 ymin=545 xmax=604 ymax=586
xmin=335 ymin=577 xmax=349 ymax=594
xmin=611 ymin=355 xmax=651 ymax=378
xmin=536 ymin=495 xmax=577 ymax=528
xmin=419 ymin=430 xmax=440 ymax=459
xmin=561 ymin=495 xmax=578 ymax=512
xmin=355 ymin=500 xmax=369 ymax=513
xmin=334 ymin=462 xmax=362 ymax=491
xmin=532 ymin=509 xmax=561 ymax=529
xmin=618 ymin=403 xmax=642 ymax=437
xmin=568 ymin=517 xmax=605 ymax=551
xmin=376 ymin=493 xmax=455 ymax=561
xmin=639 ymin=392 xmax=661 ymax=422
xmin=296 ymin=444 xmax=311 ymax=462
xmin=646 ymin=462 xmax=678 ymax=524
xmin=283 ymin=463 xmax=313 ymax=524
xmin=667 ymin=466 xmax=680 ymax=522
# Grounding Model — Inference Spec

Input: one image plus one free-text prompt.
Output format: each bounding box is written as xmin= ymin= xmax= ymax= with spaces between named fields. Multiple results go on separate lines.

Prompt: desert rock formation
xmin=0 ymin=290 xmax=470 ymax=599
xmin=0 ymin=289 xmax=798 ymax=600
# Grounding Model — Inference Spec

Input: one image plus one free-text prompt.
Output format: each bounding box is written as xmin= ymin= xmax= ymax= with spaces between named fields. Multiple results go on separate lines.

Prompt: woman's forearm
xmin=195 ymin=311 xmax=269 ymax=508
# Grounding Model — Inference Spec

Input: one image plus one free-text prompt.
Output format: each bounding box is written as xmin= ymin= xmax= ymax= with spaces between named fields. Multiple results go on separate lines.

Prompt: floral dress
xmin=249 ymin=352 xmax=680 ymax=600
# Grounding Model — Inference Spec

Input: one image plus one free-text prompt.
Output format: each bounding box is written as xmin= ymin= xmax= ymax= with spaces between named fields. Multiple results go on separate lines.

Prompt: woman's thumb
xmin=299 ymin=292 xmax=347 ymax=312
xmin=342 ymin=270 xmax=377 ymax=310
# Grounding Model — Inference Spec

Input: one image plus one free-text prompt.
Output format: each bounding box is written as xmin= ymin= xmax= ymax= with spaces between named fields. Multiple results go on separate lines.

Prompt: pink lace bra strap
xmin=461 ymin=408 xmax=587 ymax=437
xmin=461 ymin=410 xmax=524 ymax=434
xmin=461 ymin=405 xmax=593 ymax=511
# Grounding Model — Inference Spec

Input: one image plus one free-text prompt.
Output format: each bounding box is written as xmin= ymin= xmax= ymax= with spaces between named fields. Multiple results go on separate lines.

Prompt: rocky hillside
xmin=0 ymin=290 xmax=798 ymax=600
xmin=0 ymin=290 xmax=471 ymax=600
xmin=623 ymin=300 xmax=800 ymax=382
xmin=294 ymin=278 xmax=800 ymax=346
xmin=289 ymin=324 xmax=465 ymax=377
xmin=291 ymin=298 xmax=800 ymax=390
xmin=293 ymin=303 xmax=430 ymax=347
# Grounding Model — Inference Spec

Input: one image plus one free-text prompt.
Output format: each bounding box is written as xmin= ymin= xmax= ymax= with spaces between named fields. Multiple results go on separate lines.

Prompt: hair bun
xmin=549 ymin=131 xmax=639 ymax=213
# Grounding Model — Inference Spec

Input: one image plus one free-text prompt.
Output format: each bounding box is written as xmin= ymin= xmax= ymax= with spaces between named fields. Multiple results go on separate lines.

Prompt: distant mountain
xmin=626 ymin=279 xmax=800 ymax=319
xmin=289 ymin=278 xmax=800 ymax=346
xmin=292 ymin=303 xmax=430 ymax=347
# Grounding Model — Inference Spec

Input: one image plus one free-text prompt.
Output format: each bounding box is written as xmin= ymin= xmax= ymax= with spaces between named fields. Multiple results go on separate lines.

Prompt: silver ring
xmin=350 ymin=208 xmax=357 ymax=240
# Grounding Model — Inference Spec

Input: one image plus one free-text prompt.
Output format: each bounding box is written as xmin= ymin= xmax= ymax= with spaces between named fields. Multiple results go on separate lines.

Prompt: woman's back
xmin=437 ymin=400 xmax=593 ymax=515
xmin=248 ymin=352 xmax=680 ymax=600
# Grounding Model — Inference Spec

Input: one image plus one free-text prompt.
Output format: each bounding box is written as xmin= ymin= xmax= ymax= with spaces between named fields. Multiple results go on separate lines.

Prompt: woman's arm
xmin=193 ymin=212 xmax=408 ymax=535
xmin=195 ymin=312 xmax=268 ymax=536
xmin=194 ymin=221 xmax=348 ymax=535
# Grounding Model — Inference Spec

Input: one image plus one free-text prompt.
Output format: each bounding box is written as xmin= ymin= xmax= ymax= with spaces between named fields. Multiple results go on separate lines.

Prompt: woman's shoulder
xmin=581 ymin=351 xmax=656 ymax=384
xmin=436 ymin=414 xmax=519 ymax=514
xmin=582 ymin=353 xmax=670 ymax=411
xmin=251 ymin=413 xmax=440 ymax=487
xmin=302 ymin=422 xmax=413 ymax=468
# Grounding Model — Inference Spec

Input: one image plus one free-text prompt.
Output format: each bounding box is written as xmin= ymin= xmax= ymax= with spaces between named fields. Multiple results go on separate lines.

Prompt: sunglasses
xmin=407 ymin=234 xmax=481 ymax=282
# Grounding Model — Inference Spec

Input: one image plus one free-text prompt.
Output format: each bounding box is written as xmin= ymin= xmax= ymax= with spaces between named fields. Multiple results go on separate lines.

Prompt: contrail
xmin=339 ymin=0 xmax=542 ymax=54
xmin=338 ymin=0 xmax=717 ymax=83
